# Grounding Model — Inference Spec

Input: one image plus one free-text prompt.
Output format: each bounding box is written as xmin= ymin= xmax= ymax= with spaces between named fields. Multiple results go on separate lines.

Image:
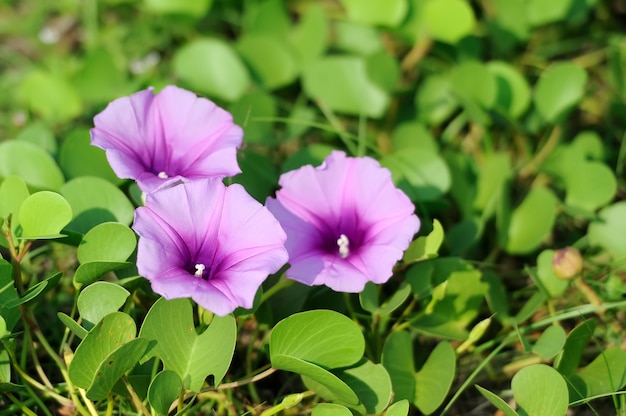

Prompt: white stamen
xmin=158 ymin=171 xmax=168 ymax=179
xmin=337 ymin=234 xmax=350 ymax=259
xmin=194 ymin=263 xmax=206 ymax=277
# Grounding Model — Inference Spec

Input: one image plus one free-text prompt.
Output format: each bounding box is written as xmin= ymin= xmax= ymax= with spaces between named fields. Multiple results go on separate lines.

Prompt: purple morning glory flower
xmin=266 ymin=151 xmax=420 ymax=293
xmin=133 ymin=178 xmax=288 ymax=316
xmin=91 ymin=85 xmax=242 ymax=193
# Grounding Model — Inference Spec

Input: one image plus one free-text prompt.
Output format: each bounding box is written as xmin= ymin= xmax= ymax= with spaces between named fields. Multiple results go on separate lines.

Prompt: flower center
xmin=337 ymin=234 xmax=350 ymax=259
xmin=194 ymin=263 xmax=206 ymax=278
xmin=157 ymin=171 xmax=169 ymax=179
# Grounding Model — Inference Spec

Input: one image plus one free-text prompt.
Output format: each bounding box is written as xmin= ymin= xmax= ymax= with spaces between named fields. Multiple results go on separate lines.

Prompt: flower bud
xmin=552 ymin=247 xmax=583 ymax=280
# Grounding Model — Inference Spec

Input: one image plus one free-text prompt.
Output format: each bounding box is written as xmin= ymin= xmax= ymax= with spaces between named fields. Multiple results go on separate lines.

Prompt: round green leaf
xmin=58 ymin=129 xmax=121 ymax=184
xmin=563 ymin=162 xmax=616 ymax=212
xmin=488 ymin=61 xmax=531 ymax=118
xmin=0 ymin=176 xmax=30 ymax=231
xmin=139 ymin=298 xmax=237 ymax=392
xmin=339 ymin=0 xmax=408 ymax=27
xmin=77 ymin=282 xmax=130 ymax=329
xmin=74 ymin=48 xmax=129 ymax=103
xmin=148 ymin=370 xmax=183 ymax=416
xmin=555 ymin=319 xmax=597 ymax=377
xmin=391 ymin=122 xmax=438 ymax=153
xmin=229 ymin=92 xmax=277 ymax=145
xmin=450 ymin=61 xmax=498 ymax=109
xmin=18 ymin=192 xmax=72 ymax=239
xmin=527 ymin=0 xmax=574 ymax=27
xmin=534 ymin=62 xmax=587 ymax=123
xmin=231 ymin=150 xmax=279 ymax=202
xmin=20 ymin=70 xmax=82 ymax=123
xmin=302 ymin=55 xmax=389 ymax=118
xmin=60 ymin=177 xmax=134 ymax=234
xmin=534 ymin=250 xmax=569 ymax=298
xmin=173 ymin=38 xmax=250 ymax=102
xmin=568 ymin=346 xmax=626 ymax=401
xmin=270 ymin=310 xmax=365 ymax=369
xmin=424 ymin=0 xmax=476 ymax=43
xmin=78 ymin=222 xmax=136 ymax=264
xmin=588 ymin=202 xmax=626 ymax=261
xmin=415 ymin=75 xmax=459 ymax=126
xmin=16 ymin=122 xmax=57 ymax=155
xmin=506 ymin=187 xmax=558 ymax=254
xmin=144 ymin=0 xmax=212 ymax=17
xmin=511 ymin=364 xmax=569 ymax=416
xmin=0 ymin=141 xmax=65 ymax=191
xmin=414 ymin=341 xmax=456 ymax=414
xmin=532 ymin=325 xmax=567 ymax=359
xmin=236 ymin=35 xmax=299 ymax=90
xmin=335 ymin=360 xmax=392 ymax=414
xmin=380 ymin=148 xmax=451 ymax=201
xmin=74 ymin=262 xmax=133 ymax=286
xmin=385 ymin=400 xmax=410 ymax=416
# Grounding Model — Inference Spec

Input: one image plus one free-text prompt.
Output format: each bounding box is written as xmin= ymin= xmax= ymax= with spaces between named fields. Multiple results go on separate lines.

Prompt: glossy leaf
xmin=139 ymin=298 xmax=237 ymax=392
xmin=77 ymin=282 xmax=130 ymax=329
xmin=5 ymin=273 xmax=62 ymax=308
xmin=18 ymin=192 xmax=72 ymax=239
xmin=294 ymin=358 xmax=360 ymax=405
xmin=403 ymin=219 xmax=444 ymax=262
xmin=270 ymin=309 xmax=364 ymax=369
xmin=0 ymin=176 xmax=30 ymax=235
xmin=312 ymin=403 xmax=352 ymax=416
xmin=476 ymin=385 xmax=519 ymax=416
xmin=77 ymin=222 xmax=136 ymax=264
xmin=57 ymin=312 xmax=88 ymax=340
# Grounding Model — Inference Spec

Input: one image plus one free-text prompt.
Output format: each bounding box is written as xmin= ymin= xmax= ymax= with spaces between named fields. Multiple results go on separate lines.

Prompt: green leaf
xmin=74 ymin=48 xmax=129 ymax=103
xmin=60 ymin=177 xmax=134 ymax=234
xmin=488 ymin=61 xmax=531 ymax=118
xmin=16 ymin=122 xmax=57 ymax=155
xmin=334 ymin=21 xmax=384 ymax=56
xmin=78 ymin=222 xmax=136 ymax=264
xmin=474 ymin=152 xmax=511 ymax=214
xmin=139 ymin=298 xmax=236 ymax=392
xmin=289 ymin=357 xmax=360 ymax=405
xmin=302 ymin=55 xmax=389 ymax=118
xmin=563 ymin=162 xmax=616 ymax=212
xmin=534 ymin=250 xmax=569 ymax=298
xmin=281 ymin=144 xmax=336 ymax=173
xmin=18 ymin=192 xmax=72 ymax=239
xmin=335 ymin=360 xmax=392 ymax=414
xmin=69 ymin=312 xmax=138 ymax=390
xmin=0 ymin=260 xmax=20 ymax=332
xmin=382 ymin=331 xmax=415 ymax=402
xmin=270 ymin=310 xmax=364 ymax=369
xmin=173 ymin=38 xmax=250 ymax=102
xmin=391 ymin=122 xmax=438 ymax=153
xmin=236 ymin=35 xmax=299 ymax=90
xmin=385 ymin=400 xmax=410 ymax=416
xmin=505 ymin=187 xmax=558 ymax=254
xmin=568 ymin=347 xmax=626 ymax=401
xmin=403 ymin=219 xmax=444 ymax=262
xmin=360 ymin=282 xmax=412 ymax=316
xmin=339 ymin=0 xmax=407 ymax=27
xmin=380 ymin=148 xmax=451 ymax=201
xmin=534 ymin=62 xmax=587 ymax=123
xmin=312 ymin=403 xmax=352 ymax=416
xmin=555 ymin=319 xmax=597 ymax=377
xmin=88 ymin=338 xmax=152 ymax=400
xmin=0 ymin=141 xmax=65 ymax=191
xmin=290 ymin=5 xmax=328 ymax=65
xmin=0 ymin=176 xmax=30 ymax=235
xmin=19 ymin=70 xmax=82 ymax=123
xmin=74 ymin=262 xmax=133 ymax=286
xmin=450 ymin=61 xmax=498 ymax=109
xmin=144 ymin=0 xmax=212 ymax=17
xmin=512 ymin=364 xmax=569 ymax=416
xmin=58 ymin=129 xmax=121 ymax=184
xmin=424 ymin=0 xmax=476 ymax=43
xmin=415 ymin=75 xmax=459 ymax=126
xmin=588 ymin=202 xmax=626 ymax=261
xmin=77 ymin=282 xmax=130 ymax=330
xmin=414 ymin=341 xmax=456 ymax=414
xmin=526 ymin=0 xmax=575 ymax=27
xmin=57 ymin=312 xmax=88 ymax=340
xmin=5 ymin=273 xmax=62 ymax=308
xmin=148 ymin=370 xmax=182 ymax=416
xmin=475 ymin=385 xmax=519 ymax=416
xmin=532 ymin=325 xmax=566 ymax=360
xmin=231 ymin=150 xmax=279 ymax=202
